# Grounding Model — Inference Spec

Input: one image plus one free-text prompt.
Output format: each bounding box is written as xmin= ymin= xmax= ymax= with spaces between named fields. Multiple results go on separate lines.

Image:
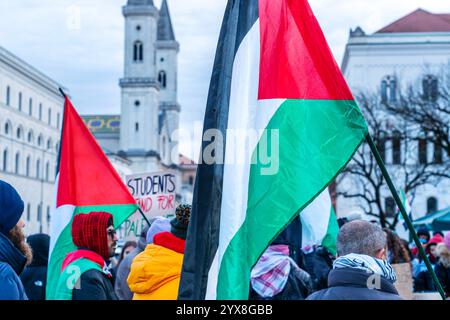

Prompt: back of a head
xmin=336 ymin=220 xmax=386 ymax=257
xmin=27 ymin=233 xmax=50 ymax=266
xmin=170 ymin=204 xmax=191 ymax=240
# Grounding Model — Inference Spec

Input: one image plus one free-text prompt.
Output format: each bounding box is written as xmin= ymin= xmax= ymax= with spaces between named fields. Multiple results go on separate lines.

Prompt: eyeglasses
xmin=107 ymin=229 xmax=117 ymax=238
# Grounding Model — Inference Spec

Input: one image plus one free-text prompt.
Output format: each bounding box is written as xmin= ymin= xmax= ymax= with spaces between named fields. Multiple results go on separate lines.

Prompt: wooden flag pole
xmin=366 ymin=134 xmax=446 ymax=300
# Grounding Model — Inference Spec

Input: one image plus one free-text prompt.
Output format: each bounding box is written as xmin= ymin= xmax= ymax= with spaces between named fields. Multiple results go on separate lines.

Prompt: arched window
xmin=27 ymin=131 xmax=33 ymax=144
xmin=427 ymin=197 xmax=438 ymax=214
xmin=29 ymin=99 xmax=33 ymax=115
xmin=381 ymin=75 xmax=397 ymax=104
xmin=135 ymin=122 xmax=139 ymax=132
xmin=385 ymin=197 xmax=396 ymax=218
xmin=133 ymin=41 xmax=143 ymax=62
xmin=45 ymin=162 xmax=50 ymax=181
xmin=38 ymin=103 xmax=42 ymax=120
xmin=47 ymin=138 xmax=52 ymax=150
xmin=434 ymin=140 xmax=442 ymax=164
xmin=2 ymin=149 xmax=7 ymax=171
xmin=26 ymin=156 xmax=30 ymax=177
xmin=16 ymin=127 xmax=22 ymax=140
xmin=4 ymin=121 xmax=11 ymax=135
xmin=158 ymin=71 xmax=167 ymax=88
xmin=6 ymin=86 xmax=10 ymax=106
xmin=15 ymin=152 xmax=20 ymax=174
xmin=37 ymin=135 xmax=43 ymax=147
xmin=392 ymin=131 xmax=401 ymax=164
xmin=423 ymin=75 xmax=438 ymax=102
xmin=48 ymin=108 xmax=52 ymax=126
xmin=36 ymin=159 xmax=41 ymax=179
xmin=18 ymin=92 xmax=22 ymax=111
xmin=418 ymin=136 xmax=427 ymax=165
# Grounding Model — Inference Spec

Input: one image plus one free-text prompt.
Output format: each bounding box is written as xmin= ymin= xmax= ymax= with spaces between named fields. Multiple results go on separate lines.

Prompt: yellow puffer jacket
xmin=127 ymin=232 xmax=184 ymax=300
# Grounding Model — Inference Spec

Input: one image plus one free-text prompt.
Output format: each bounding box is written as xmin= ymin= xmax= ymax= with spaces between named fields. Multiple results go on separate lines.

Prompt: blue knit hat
xmin=0 ymin=180 xmax=24 ymax=234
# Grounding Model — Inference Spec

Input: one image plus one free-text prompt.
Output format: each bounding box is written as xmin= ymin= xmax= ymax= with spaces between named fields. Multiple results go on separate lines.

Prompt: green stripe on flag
xmin=217 ymin=99 xmax=367 ymax=299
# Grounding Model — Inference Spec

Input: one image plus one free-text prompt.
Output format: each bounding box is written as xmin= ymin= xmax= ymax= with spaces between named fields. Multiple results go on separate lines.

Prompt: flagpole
xmin=366 ymin=134 xmax=446 ymax=300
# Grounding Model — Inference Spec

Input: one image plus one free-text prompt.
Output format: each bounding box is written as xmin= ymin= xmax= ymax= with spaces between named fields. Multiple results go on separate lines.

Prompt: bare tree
xmin=337 ymin=86 xmax=450 ymax=229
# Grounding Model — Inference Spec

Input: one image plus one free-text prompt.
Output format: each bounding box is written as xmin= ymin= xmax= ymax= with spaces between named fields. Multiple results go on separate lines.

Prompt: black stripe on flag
xmin=178 ymin=0 xmax=259 ymax=300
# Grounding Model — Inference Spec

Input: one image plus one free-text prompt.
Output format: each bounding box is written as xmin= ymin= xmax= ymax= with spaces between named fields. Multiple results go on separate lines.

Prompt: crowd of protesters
xmin=1 ymin=179 xmax=449 ymax=300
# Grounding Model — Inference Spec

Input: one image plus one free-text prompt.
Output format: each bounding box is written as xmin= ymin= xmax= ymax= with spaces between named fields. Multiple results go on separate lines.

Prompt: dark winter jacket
xmin=72 ymin=268 xmax=118 ymax=300
xmin=304 ymin=246 xmax=334 ymax=291
xmin=114 ymin=232 xmax=147 ymax=300
xmin=0 ymin=232 xmax=27 ymax=300
xmin=307 ymin=267 xmax=402 ymax=300
xmin=435 ymin=263 xmax=450 ymax=297
xmin=20 ymin=234 xmax=50 ymax=300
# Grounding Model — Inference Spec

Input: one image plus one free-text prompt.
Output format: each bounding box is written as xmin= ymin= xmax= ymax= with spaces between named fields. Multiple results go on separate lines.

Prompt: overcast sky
xmin=1 ymin=0 xmax=449 ymax=157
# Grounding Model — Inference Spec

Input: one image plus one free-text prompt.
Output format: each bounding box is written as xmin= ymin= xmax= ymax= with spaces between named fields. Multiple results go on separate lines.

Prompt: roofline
xmin=0 ymin=46 xmax=68 ymax=99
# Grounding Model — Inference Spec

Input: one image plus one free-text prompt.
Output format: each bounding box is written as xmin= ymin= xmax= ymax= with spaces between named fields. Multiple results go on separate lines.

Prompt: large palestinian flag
xmin=178 ymin=0 xmax=367 ymax=300
xmin=46 ymin=97 xmax=139 ymax=300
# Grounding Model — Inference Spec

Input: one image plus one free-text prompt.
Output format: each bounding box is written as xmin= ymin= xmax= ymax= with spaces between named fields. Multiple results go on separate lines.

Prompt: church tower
xmin=156 ymin=0 xmax=180 ymax=166
xmin=120 ymin=0 xmax=160 ymax=172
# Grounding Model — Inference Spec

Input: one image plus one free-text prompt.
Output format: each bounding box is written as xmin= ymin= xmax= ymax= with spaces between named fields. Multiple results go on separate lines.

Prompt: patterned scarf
xmin=333 ymin=253 xmax=397 ymax=282
xmin=250 ymin=245 xmax=292 ymax=298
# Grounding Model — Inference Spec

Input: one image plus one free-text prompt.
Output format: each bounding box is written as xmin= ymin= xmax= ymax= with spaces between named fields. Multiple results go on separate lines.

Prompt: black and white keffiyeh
xmin=333 ymin=253 xmax=397 ymax=282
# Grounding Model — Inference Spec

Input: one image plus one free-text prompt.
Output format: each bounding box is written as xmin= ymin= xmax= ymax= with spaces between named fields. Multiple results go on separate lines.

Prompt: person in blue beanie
xmin=0 ymin=180 xmax=32 ymax=300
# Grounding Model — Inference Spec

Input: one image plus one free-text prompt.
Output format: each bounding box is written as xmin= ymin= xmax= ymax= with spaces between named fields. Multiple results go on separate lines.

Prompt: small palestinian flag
xmin=46 ymin=97 xmax=138 ymax=300
xmin=179 ymin=0 xmax=367 ymax=300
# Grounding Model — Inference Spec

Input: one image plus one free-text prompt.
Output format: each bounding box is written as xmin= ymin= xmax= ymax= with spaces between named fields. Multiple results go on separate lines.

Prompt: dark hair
xmin=384 ymin=229 xmax=411 ymax=264
xmin=118 ymin=241 xmax=137 ymax=265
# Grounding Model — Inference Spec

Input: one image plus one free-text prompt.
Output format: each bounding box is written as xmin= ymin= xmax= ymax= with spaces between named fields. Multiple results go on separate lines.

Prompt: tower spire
xmin=158 ymin=0 xmax=176 ymax=41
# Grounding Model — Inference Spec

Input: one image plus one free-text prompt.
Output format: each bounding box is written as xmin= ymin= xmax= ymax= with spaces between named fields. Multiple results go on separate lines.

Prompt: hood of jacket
xmin=0 ymin=232 xmax=26 ymax=275
xmin=27 ymin=234 xmax=50 ymax=267
xmin=127 ymin=232 xmax=184 ymax=296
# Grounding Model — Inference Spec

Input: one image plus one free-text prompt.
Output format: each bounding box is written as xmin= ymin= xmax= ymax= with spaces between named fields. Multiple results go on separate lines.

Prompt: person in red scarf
xmin=55 ymin=212 xmax=118 ymax=300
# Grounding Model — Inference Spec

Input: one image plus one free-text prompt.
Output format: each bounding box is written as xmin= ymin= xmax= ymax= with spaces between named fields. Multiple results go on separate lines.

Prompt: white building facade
xmin=337 ymin=9 xmax=450 ymax=232
xmin=0 ymin=46 xmax=66 ymax=235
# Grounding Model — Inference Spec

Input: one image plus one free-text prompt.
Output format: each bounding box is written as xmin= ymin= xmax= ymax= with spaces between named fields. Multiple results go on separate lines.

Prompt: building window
xmin=385 ymin=197 xmax=396 ymax=218
xmin=37 ymin=135 xmax=43 ymax=147
xmin=381 ymin=76 xmax=397 ymax=104
xmin=15 ymin=153 xmax=20 ymax=174
xmin=376 ymin=137 xmax=386 ymax=162
xmin=434 ymin=140 xmax=442 ymax=164
xmin=57 ymin=113 xmax=60 ymax=129
xmin=158 ymin=71 xmax=167 ymax=88
xmin=136 ymin=25 xmax=141 ymax=31
xmin=135 ymin=122 xmax=139 ymax=132
xmin=2 ymin=149 xmax=7 ymax=171
xmin=18 ymin=92 xmax=22 ymax=111
xmin=36 ymin=159 xmax=41 ymax=179
xmin=45 ymin=162 xmax=50 ymax=181
xmin=39 ymin=103 xmax=42 ymax=120
xmin=16 ymin=127 xmax=22 ymax=140
xmin=27 ymin=131 xmax=33 ymax=144
xmin=133 ymin=41 xmax=143 ymax=62
xmin=47 ymin=138 xmax=52 ymax=150
xmin=392 ymin=132 xmax=401 ymax=164
xmin=423 ymin=75 xmax=438 ymax=102
xmin=26 ymin=156 xmax=30 ymax=177
xmin=427 ymin=197 xmax=438 ymax=215
xmin=48 ymin=108 xmax=52 ymax=126
xmin=134 ymin=100 xmax=140 ymax=107
xmin=29 ymin=99 xmax=33 ymax=116
xmin=4 ymin=122 xmax=10 ymax=135
xmin=418 ymin=137 xmax=427 ymax=164
xmin=46 ymin=206 xmax=51 ymax=224
xmin=37 ymin=204 xmax=42 ymax=222
xmin=27 ymin=204 xmax=31 ymax=222
xmin=189 ymin=176 xmax=194 ymax=186
xmin=6 ymin=86 xmax=10 ymax=106
xmin=162 ymin=137 xmax=166 ymax=159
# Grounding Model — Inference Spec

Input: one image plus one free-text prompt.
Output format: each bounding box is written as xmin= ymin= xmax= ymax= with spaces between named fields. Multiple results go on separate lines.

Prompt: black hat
xmin=170 ymin=204 xmax=191 ymax=240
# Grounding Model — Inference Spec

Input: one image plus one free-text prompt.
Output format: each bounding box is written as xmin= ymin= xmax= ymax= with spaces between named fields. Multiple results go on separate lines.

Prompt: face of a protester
xmin=106 ymin=226 xmax=118 ymax=258
xmin=430 ymin=245 xmax=437 ymax=257
xmin=123 ymin=245 xmax=135 ymax=258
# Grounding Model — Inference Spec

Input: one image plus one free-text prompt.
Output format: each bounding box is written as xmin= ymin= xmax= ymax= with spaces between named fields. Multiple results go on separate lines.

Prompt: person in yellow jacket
xmin=127 ymin=204 xmax=191 ymax=300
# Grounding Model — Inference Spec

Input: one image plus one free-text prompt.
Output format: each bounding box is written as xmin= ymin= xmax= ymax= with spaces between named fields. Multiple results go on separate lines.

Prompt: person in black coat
xmin=20 ymin=234 xmax=50 ymax=300
xmin=0 ymin=180 xmax=32 ymax=300
xmin=307 ymin=220 xmax=401 ymax=300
